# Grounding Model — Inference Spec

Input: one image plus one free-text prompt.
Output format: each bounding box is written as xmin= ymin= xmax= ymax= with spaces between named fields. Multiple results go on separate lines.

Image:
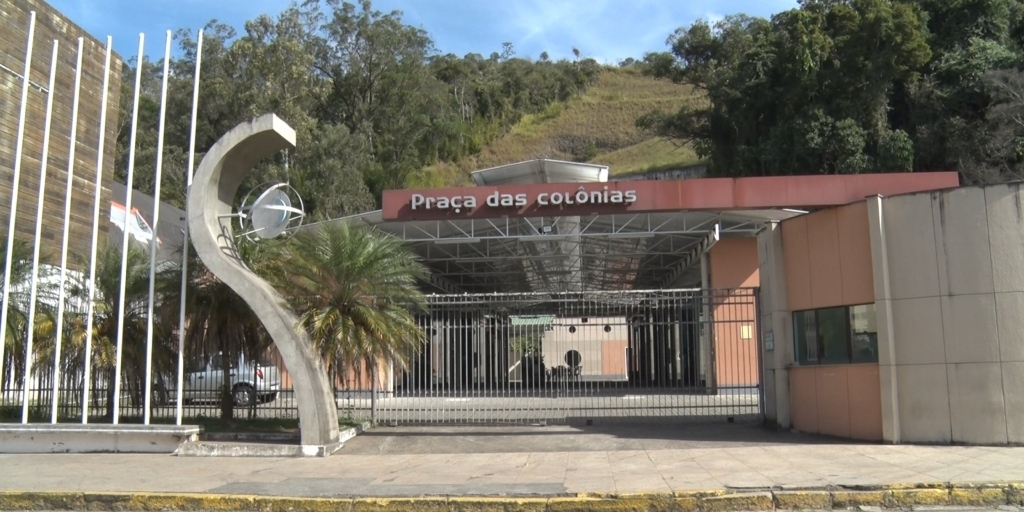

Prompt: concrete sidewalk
xmin=2 ymin=423 xmax=1024 ymax=508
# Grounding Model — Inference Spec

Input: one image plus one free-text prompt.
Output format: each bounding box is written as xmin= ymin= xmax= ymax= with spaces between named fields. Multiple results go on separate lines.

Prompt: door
xmin=183 ymin=356 xmax=209 ymax=401
xmin=205 ymin=353 xmax=230 ymax=401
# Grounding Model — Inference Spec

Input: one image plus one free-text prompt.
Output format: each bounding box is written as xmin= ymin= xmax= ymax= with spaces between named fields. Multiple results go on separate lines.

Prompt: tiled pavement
xmin=2 ymin=423 xmax=1024 ymax=497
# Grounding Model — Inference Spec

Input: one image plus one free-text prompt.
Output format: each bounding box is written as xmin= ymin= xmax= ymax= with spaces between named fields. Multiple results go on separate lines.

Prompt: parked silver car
xmin=154 ymin=353 xmax=281 ymax=406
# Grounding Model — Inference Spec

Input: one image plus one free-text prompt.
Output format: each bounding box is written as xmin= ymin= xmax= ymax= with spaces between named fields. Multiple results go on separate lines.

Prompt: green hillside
xmin=412 ymin=67 xmax=702 ymax=187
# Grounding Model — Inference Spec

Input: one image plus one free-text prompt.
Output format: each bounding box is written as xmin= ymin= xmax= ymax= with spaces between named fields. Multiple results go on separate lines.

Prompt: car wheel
xmin=233 ymin=384 xmax=256 ymax=407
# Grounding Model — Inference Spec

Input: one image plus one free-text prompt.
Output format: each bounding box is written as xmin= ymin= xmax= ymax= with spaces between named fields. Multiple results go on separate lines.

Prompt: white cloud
xmin=705 ymin=11 xmax=725 ymax=24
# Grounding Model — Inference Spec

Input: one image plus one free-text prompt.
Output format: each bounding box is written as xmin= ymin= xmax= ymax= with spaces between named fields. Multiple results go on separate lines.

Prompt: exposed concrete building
xmin=760 ymin=181 xmax=1024 ymax=444
xmin=0 ymin=0 xmax=122 ymax=259
xmin=109 ymin=181 xmax=186 ymax=263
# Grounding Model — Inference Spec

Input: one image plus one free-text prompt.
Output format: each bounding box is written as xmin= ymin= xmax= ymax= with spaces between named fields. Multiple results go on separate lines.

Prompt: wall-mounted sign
xmin=381 ymin=172 xmax=962 ymax=221
xmin=765 ymin=331 xmax=775 ymax=351
xmin=410 ymin=188 xmax=638 ymax=213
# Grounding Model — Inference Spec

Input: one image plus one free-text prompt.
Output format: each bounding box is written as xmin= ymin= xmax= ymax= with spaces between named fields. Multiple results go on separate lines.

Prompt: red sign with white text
xmin=381 ymin=173 xmax=961 ymax=221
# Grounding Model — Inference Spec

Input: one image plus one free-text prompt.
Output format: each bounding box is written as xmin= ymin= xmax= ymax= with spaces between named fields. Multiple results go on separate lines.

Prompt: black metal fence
xmin=1 ymin=288 xmax=762 ymax=426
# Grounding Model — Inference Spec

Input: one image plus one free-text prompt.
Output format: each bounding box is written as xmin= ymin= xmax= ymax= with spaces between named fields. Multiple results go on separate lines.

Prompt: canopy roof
xmin=326 ymin=207 xmax=798 ymax=294
xmin=322 ymin=160 xmax=959 ymax=295
xmin=471 ymin=159 xmax=608 ymax=186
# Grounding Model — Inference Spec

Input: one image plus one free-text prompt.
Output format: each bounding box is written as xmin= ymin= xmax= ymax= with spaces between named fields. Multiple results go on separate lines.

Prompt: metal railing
xmin=376 ymin=288 xmax=761 ymax=424
xmin=1 ymin=288 xmax=762 ymax=426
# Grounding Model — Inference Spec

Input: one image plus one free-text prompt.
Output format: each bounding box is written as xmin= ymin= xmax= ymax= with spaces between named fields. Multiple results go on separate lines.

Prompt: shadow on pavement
xmin=341 ymin=421 xmax=865 ymax=455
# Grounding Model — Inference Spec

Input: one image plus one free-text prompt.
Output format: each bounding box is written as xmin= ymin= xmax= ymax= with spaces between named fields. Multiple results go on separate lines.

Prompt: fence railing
xmin=3 ymin=288 xmax=762 ymax=426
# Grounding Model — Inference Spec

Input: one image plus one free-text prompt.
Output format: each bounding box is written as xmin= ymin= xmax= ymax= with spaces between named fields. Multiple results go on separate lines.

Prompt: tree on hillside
xmin=639 ymin=1 xmax=932 ymax=177
xmin=640 ymin=0 xmax=1024 ymax=183
xmin=113 ymin=0 xmax=602 ymax=215
xmin=908 ymin=0 xmax=1024 ymax=183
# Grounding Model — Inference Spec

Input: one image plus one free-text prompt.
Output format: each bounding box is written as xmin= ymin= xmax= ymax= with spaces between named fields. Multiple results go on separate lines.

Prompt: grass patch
xmin=427 ymin=67 xmax=698 ymax=185
xmin=591 ymin=137 xmax=702 ymax=176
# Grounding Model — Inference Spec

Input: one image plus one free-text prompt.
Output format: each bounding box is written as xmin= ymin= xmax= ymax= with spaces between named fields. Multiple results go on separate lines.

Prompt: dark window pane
xmin=793 ymin=310 xmax=818 ymax=364
xmin=818 ymin=307 xmax=850 ymax=364
xmin=850 ymin=304 xmax=879 ymax=363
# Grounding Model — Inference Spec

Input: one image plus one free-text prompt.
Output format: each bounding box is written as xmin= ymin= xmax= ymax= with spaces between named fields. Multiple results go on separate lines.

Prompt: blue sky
xmin=47 ymin=0 xmax=797 ymax=63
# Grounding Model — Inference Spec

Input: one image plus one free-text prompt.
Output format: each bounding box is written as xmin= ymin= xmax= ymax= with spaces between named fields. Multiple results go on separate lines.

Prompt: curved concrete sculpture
xmin=187 ymin=115 xmax=340 ymax=451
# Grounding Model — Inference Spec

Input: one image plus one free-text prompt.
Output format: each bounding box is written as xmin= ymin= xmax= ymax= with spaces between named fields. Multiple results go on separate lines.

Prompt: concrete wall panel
xmin=896 ymin=364 xmax=952 ymax=443
xmin=877 ymin=299 xmax=894 ymax=367
xmin=878 ymin=363 xmax=900 ymax=443
xmin=788 ymin=364 xmax=882 ymax=441
xmin=1002 ymin=362 xmax=1024 ymax=443
xmin=941 ymin=294 xmax=999 ymax=364
xmin=763 ymin=366 xmax=778 ymax=423
xmin=932 ymin=188 xmax=994 ymax=296
xmin=885 ymin=193 xmax=940 ymax=300
xmin=996 ymin=292 xmax=1024 ymax=363
xmin=806 ymin=209 xmax=844 ymax=308
xmin=891 ymin=297 xmax=946 ymax=366
xmin=986 ymin=184 xmax=1024 ymax=293
xmin=836 ymin=201 xmax=874 ymax=305
xmin=847 ymin=364 xmax=884 ymax=441
xmin=710 ymin=238 xmax=760 ymax=288
xmin=815 ymin=367 xmax=851 ymax=438
xmin=789 ymin=367 xmax=818 ymax=434
xmin=947 ymin=363 xmax=1008 ymax=444
xmin=782 ymin=216 xmax=812 ymax=312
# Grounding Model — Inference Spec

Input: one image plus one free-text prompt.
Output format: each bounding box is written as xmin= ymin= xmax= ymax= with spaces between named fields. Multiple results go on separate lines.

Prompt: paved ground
xmin=3 ymin=423 xmax=1024 ymax=498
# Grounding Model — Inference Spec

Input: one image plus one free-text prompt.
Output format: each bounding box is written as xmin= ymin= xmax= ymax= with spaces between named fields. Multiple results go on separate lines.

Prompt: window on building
xmin=793 ymin=304 xmax=878 ymax=365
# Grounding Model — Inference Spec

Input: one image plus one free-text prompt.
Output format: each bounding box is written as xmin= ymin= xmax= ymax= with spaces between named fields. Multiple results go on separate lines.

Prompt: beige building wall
xmin=789 ymin=364 xmax=883 ymax=440
xmin=542 ymin=317 xmax=629 ymax=380
xmin=760 ymin=201 xmax=882 ymax=439
xmin=709 ymin=238 xmax=760 ymax=386
xmin=871 ymin=184 xmax=1024 ymax=444
xmin=783 ymin=202 xmax=874 ymax=310
xmin=1 ymin=1 xmax=122 ymax=260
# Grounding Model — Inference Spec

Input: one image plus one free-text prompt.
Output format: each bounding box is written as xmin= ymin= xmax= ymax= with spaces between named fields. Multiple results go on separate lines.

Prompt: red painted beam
xmin=381 ymin=172 xmax=960 ymax=221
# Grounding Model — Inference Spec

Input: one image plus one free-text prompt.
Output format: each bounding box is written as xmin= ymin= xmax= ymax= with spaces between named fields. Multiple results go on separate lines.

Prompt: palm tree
xmin=181 ymin=240 xmax=273 ymax=420
xmin=69 ymin=242 xmax=176 ymax=422
xmin=0 ymin=237 xmax=58 ymax=413
xmin=271 ymin=222 xmax=427 ymax=423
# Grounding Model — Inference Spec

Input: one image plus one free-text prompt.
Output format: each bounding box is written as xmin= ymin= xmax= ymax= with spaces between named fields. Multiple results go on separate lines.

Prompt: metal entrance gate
xmin=380 ymin=288 xmax=762 ymax=424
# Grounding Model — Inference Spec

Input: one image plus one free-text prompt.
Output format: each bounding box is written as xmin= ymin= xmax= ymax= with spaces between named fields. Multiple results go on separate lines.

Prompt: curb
xmin=1 ymin=483 xmax=1022 ymax=511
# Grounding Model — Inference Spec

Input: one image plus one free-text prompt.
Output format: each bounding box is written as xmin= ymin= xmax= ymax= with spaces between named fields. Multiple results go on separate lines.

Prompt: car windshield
xmin=186 ymin=356 xmax=206 ymax=373
xmin=208 ymin=353 xmax=237 ymax=370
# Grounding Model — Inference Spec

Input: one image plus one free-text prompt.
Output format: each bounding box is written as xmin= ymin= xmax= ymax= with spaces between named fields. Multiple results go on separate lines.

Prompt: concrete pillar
xmin=757 ymin=222 xmax=792 ymax=429
xmin=867 ymin=195 xmax=900 ymax=443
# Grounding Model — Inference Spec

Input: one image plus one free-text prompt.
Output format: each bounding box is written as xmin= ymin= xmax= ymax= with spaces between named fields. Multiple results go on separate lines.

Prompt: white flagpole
xmin=0 ymin=11 xmax=36 ymax=399
xmin=49 ymin=37 xmax=85 ymax=424
xmin=82 ymin=37 xmax=114 ymax=424
xmin=177 ymin=29 xmax=203 ymax=426
xmin=21 ymin=40 xmax=59 ymax=423
xmin=144 ymin=31 xmax=172 ymax=425
xmin=113 ymin=33 xmax=145 ymax=424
